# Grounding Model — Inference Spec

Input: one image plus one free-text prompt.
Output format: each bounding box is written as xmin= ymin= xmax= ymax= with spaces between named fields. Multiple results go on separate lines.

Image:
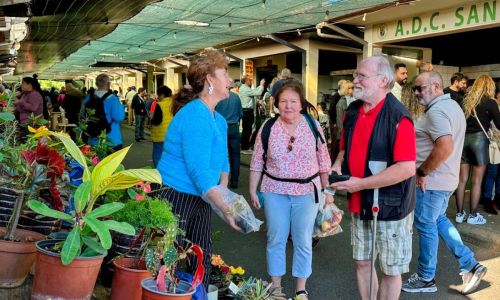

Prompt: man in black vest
xmin=331 ymin=55 xmax=416 ymax=300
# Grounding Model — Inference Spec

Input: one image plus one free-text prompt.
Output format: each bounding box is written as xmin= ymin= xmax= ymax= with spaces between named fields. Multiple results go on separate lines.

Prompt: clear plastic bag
xmin=313 ymin=202 xmax=344 ymax=238
xmin=202 ymin=185 xmax=263 ymax=233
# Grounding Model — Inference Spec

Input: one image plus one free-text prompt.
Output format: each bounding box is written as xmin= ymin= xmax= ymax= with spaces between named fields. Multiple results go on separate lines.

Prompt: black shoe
xmin=483 ymin=199 xmax=497 ymax=215
xmin=402 ymin=273 xmax=437 ymax=293
xmin=495 ymin=194 xmax=500 ymax=210
xmin=135 ymin=139 xmax=142 ymax=142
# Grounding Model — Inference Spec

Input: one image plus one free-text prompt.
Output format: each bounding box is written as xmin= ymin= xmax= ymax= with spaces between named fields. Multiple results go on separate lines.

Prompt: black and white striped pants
xmin=155 ymin=186 xmax=213 ymax=288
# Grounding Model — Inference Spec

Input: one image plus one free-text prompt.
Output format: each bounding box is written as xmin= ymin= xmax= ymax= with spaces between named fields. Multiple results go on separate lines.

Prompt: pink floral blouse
xmin=250 ymin=116 xmax=331 ymax=195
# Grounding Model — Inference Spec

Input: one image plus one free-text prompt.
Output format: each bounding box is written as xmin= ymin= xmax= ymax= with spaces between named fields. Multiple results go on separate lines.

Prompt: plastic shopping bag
xmin=202 ymin=185 xmax=263 ymax=233
xmin=313 ymin=202 xmax=343 ymax=238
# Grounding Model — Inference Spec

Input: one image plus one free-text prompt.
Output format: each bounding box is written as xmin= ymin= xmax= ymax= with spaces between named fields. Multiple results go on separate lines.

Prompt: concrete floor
xmin=120 ymin=126 xmax=500 ymax=300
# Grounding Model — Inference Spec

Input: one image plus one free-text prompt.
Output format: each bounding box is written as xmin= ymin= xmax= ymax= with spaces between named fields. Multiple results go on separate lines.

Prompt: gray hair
xmin=280 ymin=68 xmax=292 ymax=79
xmin=418 ymin=71 xmax=444 ymax=89
xmin=368 ymin=55 xmax=394 ymax=89
xmin=95 ymin=74 xmax=110 ymax=89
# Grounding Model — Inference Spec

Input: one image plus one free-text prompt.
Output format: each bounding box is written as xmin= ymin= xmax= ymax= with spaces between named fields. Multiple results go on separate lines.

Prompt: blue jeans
xmin=263 ymin=192 xmax=318 ymax=279
xmin=135 ymin=114 xmax=145 ymax=140
xmin=152 ymin=142 xmax=163 ymax=167
xmin=415 ymin=189 xmax=477 ymax=281
xmin=482 ymin=163 xmax=500 ymax=199
xmin=227 ymin=123 xmax=241 ymax=187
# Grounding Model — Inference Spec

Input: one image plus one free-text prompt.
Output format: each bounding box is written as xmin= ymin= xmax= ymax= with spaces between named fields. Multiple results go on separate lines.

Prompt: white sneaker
xmin=467 ymin=212 xmax=486 ymax=225
xmin=456 ymin=211 xmax=467 ymax=223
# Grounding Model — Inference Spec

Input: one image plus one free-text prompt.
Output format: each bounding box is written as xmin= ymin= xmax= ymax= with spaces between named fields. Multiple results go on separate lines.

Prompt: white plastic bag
xmin=202 ymin=185 xmax=263 ymax=233
xmin=313 ymin=202 xmax=343 ymax=238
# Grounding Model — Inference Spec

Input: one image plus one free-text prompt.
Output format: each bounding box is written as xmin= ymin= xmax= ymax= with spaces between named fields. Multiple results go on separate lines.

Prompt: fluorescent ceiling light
xmin=99 ymin=53 xmax=116 ymax=57
xmin=174 ymin=20 xmax=209 ymax=27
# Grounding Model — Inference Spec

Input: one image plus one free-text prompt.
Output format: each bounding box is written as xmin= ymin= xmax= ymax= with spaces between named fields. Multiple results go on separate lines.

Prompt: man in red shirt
xmin=331 ymin=55 xmax=416 ymax=300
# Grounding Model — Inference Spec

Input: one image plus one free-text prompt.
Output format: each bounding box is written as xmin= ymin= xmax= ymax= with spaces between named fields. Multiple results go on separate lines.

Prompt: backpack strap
xmin=261 ymin=115 xmax=279 ymax=172
xmin=99 ymin=91 xmax=113 ymax=102
xmin=303 ymin=113 xmax=325 ymax=151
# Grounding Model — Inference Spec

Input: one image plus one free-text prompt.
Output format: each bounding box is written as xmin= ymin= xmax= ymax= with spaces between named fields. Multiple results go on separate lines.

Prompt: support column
xmin=135 ymin=72 xmax=143 ymax=89
xmin=121 ymin=74 xmax=128 ymax=96
xmin=166 ymin=68 xmax=180 ymax=92
xmin=305 ymin=41 xmax=318 ymax=106
xmin=147 ymin=65 xmax=154 ymax=95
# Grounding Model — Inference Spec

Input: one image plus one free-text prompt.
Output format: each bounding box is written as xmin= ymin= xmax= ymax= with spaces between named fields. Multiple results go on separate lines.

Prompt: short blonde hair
xmin=339 ymin=80 xmax=353 ymax=96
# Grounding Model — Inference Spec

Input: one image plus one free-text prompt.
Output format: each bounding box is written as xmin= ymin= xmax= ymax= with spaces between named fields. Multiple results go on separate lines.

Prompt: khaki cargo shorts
xmin=351 ymin=212 xmax=413 ymax=276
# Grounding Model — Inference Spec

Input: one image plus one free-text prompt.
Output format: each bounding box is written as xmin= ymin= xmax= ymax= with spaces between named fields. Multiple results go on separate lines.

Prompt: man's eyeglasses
xmin=287 ymin=136 xmax=295 ymax=152
xmin=353 ymin=72 xmax=382 ymax=81
xmin=412 ymin=83 xmax=432 ymax=93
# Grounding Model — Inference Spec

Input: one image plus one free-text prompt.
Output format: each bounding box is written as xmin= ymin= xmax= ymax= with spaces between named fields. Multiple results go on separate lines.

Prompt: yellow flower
xmin=229 ymin=266 xmax=245 ymax=275
xmin=28 ymin=125 xmax=50 ymax=138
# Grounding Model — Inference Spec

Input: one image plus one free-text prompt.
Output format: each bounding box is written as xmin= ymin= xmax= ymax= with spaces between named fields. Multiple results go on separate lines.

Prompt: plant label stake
xmin=368 ymin=160 xmax=387 ymax=300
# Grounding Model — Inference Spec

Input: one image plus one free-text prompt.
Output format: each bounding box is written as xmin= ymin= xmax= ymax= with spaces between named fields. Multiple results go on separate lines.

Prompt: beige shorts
xmin=351 ymin=212 xmax=413 ymax=276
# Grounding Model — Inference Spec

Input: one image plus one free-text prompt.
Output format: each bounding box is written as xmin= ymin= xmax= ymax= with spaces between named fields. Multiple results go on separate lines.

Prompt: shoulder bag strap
xmin=473 ymin=108 xmax=492 ymax=142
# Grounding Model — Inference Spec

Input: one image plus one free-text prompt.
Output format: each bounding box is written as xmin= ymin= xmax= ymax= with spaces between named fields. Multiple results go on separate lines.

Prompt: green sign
xmin=370 ymin=0 xmax=498 ymax=42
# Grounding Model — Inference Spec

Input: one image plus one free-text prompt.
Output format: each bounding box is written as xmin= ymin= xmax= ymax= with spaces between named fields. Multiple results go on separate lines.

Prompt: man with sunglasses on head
xmin=331 ymin=55 xmax=416 ymax=300
xmin=402 ymin=71 xmax=486 ymax=295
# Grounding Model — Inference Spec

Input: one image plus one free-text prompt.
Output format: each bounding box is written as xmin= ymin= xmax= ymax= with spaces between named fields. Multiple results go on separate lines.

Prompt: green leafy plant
xmin=27 ymin=130 xmax=162 ymax=265
xmin=235 ymin=277 xmax=285 ymax=300
xmin=113 ymin=198 xmax=177 ymax=231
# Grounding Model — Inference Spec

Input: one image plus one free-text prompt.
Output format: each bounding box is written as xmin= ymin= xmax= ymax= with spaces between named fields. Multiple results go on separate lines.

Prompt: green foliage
xmin=236 ymin=277 xmax=284 ymax=300
xmin=39 ymin=80 xmax=65 ymax=91
xmin=112 ymin=198 xmax=177 ymax=231
xmin=27 ymin=131 xmax=162 ymax=265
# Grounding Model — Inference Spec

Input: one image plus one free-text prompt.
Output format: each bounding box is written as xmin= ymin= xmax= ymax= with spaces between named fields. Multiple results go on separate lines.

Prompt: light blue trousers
xmin=263 ymin=192 xmax=318 ymax=279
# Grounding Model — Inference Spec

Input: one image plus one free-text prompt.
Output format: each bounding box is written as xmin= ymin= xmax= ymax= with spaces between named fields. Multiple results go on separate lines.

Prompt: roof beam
xmin=317 ymin=22 xmax=367 ymax=45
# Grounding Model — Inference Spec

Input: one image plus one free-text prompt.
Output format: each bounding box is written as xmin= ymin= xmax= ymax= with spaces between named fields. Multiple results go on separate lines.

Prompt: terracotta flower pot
xmin=110 ymin=258 xmax=151 ymax=300
xmin=31 ymin=239 xmax=106 ymax=300
xmin=141 ymin=278 xmax=194 ymax=300
xmin=0 ymin=227 xmax=45 ymax=288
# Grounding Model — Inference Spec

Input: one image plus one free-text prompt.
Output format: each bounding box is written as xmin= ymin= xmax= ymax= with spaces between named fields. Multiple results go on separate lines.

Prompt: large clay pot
xmin=110 ymin=258 xmax=151 ymax=300
xmin=32 ymin=239 xmax=106 ymax=300
xmin=0 ymin=227 xmax=45 ymax=288
xmin=141 ymin=278 xmax=194 ymax=300
xmin=100 ymin=232 xmax=145 ymax=287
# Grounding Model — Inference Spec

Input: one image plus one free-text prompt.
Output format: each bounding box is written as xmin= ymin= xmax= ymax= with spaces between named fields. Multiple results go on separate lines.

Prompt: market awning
xmin=11 ymin=0 xmax=398 ymax=79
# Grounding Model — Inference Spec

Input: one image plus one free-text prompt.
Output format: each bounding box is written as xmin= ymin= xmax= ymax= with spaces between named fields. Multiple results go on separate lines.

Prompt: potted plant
xmin=27 ymin=130 xmax=162 ymax=299
xmin=234 ymin=277 xmax=286 ymax=300
xmin=0 ymin=120 xmax=64 ymax=288
xmin=141 ymin=235 xmax=205 ymax=300
xmin=110 ymin=197 xmax=179 ymax=300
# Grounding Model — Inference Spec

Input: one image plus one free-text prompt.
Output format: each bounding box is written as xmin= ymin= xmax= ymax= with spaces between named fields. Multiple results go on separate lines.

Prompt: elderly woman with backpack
xmin=249 ymin=80 xmax=332 ymax=300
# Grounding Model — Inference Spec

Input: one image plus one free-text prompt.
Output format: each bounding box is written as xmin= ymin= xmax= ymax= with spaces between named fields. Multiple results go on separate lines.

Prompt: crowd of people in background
xmin=2 ymin=51 xmax=499 ymax=299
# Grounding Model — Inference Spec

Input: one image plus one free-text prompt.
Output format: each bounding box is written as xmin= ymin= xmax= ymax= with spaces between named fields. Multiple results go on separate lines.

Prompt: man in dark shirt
xmin=215 ymin=90 xmax=243 ymax=188
xmin=443 ymin=72 xmax=467 ymax=107
xmin=132 ymin=87 xmax=147 ymax=142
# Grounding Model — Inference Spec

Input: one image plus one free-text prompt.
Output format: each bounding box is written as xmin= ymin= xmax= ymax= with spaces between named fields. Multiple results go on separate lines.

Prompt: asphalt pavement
xmin=120 ymin=126 xmax=500 ymax=300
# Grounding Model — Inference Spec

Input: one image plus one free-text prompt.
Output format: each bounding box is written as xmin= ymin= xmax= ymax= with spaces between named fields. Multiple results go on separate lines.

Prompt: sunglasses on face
xmin=412 ymin=83 xmax=432 ymax=93
xmin=287 ymin=136 xmax=295 ymax=152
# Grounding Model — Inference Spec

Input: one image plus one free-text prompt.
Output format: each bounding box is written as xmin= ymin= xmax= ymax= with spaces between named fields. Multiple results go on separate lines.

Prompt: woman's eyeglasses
xmin=287 ymin=136 xmax=295 ymax=152
xmin=412 ymin=83 xmax=432 ymax=93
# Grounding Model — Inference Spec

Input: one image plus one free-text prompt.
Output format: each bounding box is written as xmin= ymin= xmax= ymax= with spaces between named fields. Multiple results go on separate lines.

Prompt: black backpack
xmin=85 ymin=90 xmax=112 ymax=138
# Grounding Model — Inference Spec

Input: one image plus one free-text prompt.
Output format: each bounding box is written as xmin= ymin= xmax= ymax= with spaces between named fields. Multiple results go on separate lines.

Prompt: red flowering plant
xmin=0 ymin=127 xmax=71 ymax=240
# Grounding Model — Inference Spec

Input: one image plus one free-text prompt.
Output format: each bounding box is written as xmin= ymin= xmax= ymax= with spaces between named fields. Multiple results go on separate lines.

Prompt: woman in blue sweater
xmin=155 ymin=50 xmax=239 ymax=287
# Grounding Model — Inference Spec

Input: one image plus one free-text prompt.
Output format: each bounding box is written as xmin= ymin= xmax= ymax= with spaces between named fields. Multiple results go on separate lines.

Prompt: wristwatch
xmin=416 ymin=167 xmax=427 ymax=177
